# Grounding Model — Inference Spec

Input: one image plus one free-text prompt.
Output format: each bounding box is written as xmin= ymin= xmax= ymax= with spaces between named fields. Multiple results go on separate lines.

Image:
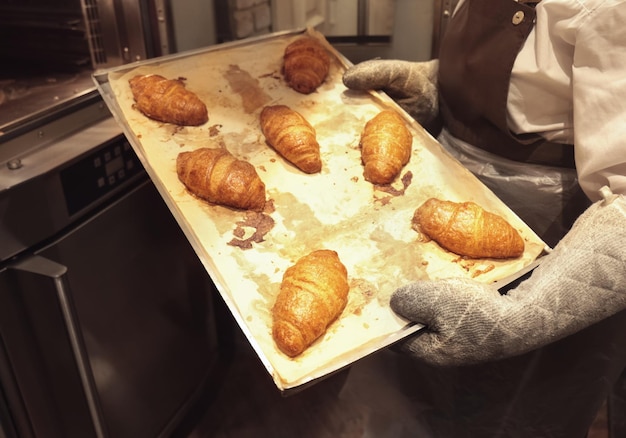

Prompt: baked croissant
xmin=413 ymin=198 xmax=524 ymax=259
xmin=359 ymin=110 xmax=412 ymax=184
xmin=272 ymin=249 xmax=350 ymax=357
xmin=176 ymin=148 xmax=266 ymax=211
xmin=283 ymin=37 xmax=331 ymax=94
xmin=129 ymin=74 xmax=208 ymax=126
xmin=260 ymin=105 xmax=322 ymax=173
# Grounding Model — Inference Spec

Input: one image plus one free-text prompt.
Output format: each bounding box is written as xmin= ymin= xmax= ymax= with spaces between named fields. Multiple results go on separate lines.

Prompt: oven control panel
xmin=60 ymin=135 xmax=145 ymax=216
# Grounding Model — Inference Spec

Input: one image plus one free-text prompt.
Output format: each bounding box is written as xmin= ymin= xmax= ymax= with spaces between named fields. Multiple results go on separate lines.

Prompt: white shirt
xmin=506 ymin=0 xmax=626 ymax=200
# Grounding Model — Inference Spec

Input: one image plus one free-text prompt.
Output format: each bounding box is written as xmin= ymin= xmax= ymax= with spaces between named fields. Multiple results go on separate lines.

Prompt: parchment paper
xmin=96 ymin=29 xmax=546 ymax=391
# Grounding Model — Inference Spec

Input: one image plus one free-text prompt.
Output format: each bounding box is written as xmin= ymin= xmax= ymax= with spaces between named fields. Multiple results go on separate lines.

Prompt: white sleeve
xmin=573 ymin=1 xmax=626 ymax=200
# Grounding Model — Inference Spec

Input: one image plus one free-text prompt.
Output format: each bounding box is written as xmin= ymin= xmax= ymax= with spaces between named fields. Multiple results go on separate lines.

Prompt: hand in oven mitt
xmin=390 ymin=187 xmax=626 ymax=366
xmin=342 ymin=59 xmax=440 ymax=133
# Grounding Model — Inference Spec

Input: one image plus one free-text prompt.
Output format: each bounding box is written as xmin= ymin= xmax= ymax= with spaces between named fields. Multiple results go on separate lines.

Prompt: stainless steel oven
xmin=0 ymin=0 xmax=216 ymax=75
xmin=0 ymin=89 xmax=230 ymax=438
xmin=0 ymin=1 xmax=228 ymax=437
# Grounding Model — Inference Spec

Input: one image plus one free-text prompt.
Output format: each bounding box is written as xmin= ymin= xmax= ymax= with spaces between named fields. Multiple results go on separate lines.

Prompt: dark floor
xmin=186 ymin=342 xmax=364 ymax=437
xmin=186 ymin=324 xmax=612 ymax=438
xmin=588 ymin=402 xmax=608 ymax=438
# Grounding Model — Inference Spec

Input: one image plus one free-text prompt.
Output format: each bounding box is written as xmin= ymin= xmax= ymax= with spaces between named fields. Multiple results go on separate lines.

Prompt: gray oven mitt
xmin=390 ymin=187 xmax=626 ymax=367
xmin=342 ymin=59 xmax=440 ymax=132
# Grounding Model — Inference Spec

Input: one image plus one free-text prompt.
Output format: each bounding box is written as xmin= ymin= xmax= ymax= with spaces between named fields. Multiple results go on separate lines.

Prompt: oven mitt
xmin=342 ymin=59 xmax=440 ymax=132
xmin=390 ymin=187 xmax=626 ymax=367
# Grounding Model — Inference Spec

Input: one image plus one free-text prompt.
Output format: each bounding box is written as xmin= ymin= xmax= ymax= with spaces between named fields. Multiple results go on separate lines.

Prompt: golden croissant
xmin=413 ymin=198 xmax=524 ymax=259
xmin=272 ymin=249 xmax=350 ymax=357
xmin=176 ymin=148 xmax=266 ymax=211
xmin=129 ymin=74 xmax=208 ymax=126
xmin=283 ymin=37 xmax=330 ymax=94
xmin=260 ymin=105 xmax=322 ymax=174
xmin=359 ymin=110 xmax=412 ymax=184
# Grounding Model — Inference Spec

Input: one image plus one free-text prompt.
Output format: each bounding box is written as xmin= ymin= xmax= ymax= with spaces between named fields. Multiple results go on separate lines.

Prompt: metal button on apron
xmin=512 ymin=10 xmax=525 ymax=24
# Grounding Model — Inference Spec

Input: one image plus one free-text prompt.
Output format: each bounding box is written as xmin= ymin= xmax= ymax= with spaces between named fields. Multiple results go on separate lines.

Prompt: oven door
xmin=0 ymin=180 xmax=224 ymax=438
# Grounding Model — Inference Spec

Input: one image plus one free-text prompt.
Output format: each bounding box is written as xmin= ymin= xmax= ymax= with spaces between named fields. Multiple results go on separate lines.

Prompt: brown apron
xmin=438 ymin=0 xmax=575 ymax=168
xmin=365 ymin=4 xmax=626 ymax=437
xmin=340 ymin=7 xmax=626 ymax=430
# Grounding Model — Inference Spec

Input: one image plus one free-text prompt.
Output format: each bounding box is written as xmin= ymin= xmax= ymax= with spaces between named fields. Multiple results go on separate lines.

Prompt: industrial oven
xmin=0 ymin=1 xmax=229 ymax=437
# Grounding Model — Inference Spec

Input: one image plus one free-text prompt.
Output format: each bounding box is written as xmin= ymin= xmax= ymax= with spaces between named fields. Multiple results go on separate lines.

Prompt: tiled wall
xmin=214 ymin=0 xmax=434 ymax=63
xmin=219 ymin=0 xmax=272 ymax=41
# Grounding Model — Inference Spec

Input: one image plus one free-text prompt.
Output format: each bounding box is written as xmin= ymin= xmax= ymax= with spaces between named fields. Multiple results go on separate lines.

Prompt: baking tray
xmin=93 ymin=28 xmax=547 ymax=392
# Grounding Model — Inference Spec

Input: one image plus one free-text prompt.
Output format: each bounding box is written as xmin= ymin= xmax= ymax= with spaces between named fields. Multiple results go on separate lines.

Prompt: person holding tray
xmin=340 ymin=0 xmax=626 ymax=436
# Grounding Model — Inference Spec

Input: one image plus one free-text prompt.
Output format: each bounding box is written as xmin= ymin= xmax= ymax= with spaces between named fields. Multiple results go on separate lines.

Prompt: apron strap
xmin=438 ymin=0 xmax=575 ymax=168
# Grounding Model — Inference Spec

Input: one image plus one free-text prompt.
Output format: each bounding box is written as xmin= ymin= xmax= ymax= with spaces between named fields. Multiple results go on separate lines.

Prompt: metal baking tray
xmin=93 ymin=28 xmax=547 ymax=392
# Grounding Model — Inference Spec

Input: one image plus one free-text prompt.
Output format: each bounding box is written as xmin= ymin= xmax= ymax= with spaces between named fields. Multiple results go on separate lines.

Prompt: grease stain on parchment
xmin=228 ymin=211 xmax=275 ymax=250
xmin=224 ymin=64 xmax=272 ymax=113
xmin=373 ymin=171 xmax=414 ymax=205
xmin=366 ymin=225 xmax=430 ymax=304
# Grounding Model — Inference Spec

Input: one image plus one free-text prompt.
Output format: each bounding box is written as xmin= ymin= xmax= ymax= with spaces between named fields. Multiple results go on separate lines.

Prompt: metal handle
xmin=357 ymin=0 xmax=368 ymax=36
xmin=10 ymin=256 xmax=107 ymax=438
xmin=154 ymin=0 xmax=172 ymax=55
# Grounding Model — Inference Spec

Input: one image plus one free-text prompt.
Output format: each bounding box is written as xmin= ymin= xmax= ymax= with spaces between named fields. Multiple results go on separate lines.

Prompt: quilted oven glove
xmin=342 ymin=59 xmax=440 ymax=132
xmin=390 ymin=187 xmax=626 ymax=367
